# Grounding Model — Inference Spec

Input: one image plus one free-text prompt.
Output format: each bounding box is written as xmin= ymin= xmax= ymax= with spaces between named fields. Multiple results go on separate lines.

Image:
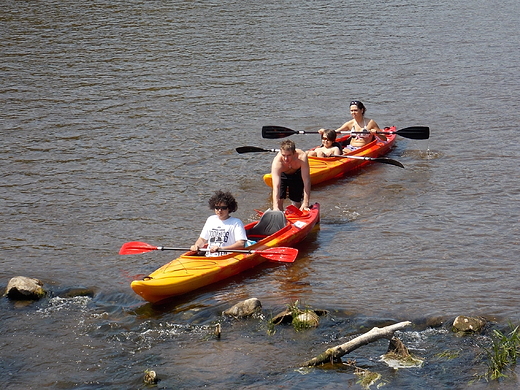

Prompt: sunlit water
xmin=1 ymin=0 xmax=519 ymax=388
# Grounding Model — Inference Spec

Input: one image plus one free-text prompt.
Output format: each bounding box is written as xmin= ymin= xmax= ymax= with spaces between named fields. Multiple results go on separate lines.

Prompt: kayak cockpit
xmin=246 ymin=209 xmax=288 ymax=241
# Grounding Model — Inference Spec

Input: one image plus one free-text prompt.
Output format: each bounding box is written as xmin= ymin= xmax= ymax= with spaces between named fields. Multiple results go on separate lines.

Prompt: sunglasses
xmin=322 ymin=137 xmax=331 ymax=141
xmin=214 ymin=206 xmax=228 ymax=211
xmin=350 ymin=100 xmax=361 ymax=106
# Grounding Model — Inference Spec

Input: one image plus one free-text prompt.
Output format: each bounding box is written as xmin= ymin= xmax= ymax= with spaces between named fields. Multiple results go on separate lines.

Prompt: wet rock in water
xmin=214 ymin=323 xmax=221 ymax=339
xmin=452 ymin=315 xmax=486 ymax=333
xmin=4 ymin=276 xmax=46 ymax=300
xmin=56 ymin=287 xmax=96 ymax=299
xmin=293 ymin=311 xmax=320 ymax=328
xmin=272 ymin=307 xmax=327 ymax=326
xmin=382 ymin=336 xmax=424 ymax=368
xmin=272 ymin=308 xmax=293 ymax=325
xmin=223 ymin=298 xmax=262 ymax=317
xmin=143 ymin=369 xmax=158 ymax=385
xmin=386 ymin=336 xmax=411 ymax=357
xmin=411 ymin=315 xmax=447 ymax=330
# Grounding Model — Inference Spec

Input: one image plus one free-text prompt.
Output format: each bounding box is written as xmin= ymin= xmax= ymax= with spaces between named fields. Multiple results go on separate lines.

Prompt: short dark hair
xmin=208 ymin=190 xmax=238 ymax=213
xmin=323 ymin=128 xmax=337 ymax=141
xmin=280 ymin=139 xmax=296 ymax=152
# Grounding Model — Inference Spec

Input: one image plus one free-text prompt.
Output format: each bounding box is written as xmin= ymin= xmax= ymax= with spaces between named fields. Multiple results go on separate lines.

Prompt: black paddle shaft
xmin=262 ymin=125 xmax=429 ymax=140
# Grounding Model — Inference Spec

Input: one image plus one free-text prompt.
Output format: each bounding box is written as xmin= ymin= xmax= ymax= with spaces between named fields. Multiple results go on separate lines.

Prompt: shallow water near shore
xmin=1 ymin=0 xmax=519 ymax=388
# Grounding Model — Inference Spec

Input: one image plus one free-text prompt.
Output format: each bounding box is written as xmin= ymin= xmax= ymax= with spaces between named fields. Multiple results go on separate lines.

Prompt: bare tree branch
xmin=303 ymin=321 xmax=412 ymax=367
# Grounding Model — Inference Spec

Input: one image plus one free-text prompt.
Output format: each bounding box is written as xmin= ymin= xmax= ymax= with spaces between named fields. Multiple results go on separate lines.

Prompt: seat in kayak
xmin=247 ymin=210 xmax=287 ymax=239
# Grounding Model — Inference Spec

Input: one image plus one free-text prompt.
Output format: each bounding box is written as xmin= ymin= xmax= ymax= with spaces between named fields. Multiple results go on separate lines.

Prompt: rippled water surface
xmin=1 ymin=0 xmax=519 ymax=388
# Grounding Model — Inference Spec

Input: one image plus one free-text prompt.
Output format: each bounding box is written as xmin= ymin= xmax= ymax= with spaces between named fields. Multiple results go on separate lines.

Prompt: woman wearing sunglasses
xmin=190 ymin=190 xmax=247 ymax=256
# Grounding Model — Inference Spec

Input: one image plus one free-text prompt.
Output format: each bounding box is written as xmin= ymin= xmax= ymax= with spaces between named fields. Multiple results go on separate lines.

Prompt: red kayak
xmin=264 ymin=128 xmax=397 ymax=187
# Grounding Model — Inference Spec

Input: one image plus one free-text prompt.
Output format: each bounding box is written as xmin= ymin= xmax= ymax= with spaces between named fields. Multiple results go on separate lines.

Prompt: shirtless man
xmin=270 ymin=140 xmax=311 ymax=211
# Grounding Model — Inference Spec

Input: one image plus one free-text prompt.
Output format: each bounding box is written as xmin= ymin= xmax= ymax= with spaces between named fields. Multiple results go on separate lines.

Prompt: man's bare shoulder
xmin=296 ymin=149 xmax=309 ymax=161
xmin=296 ymin=149 xmax=307 ymax=157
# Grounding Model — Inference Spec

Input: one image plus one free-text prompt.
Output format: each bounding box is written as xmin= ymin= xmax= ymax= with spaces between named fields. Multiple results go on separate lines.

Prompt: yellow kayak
xmin=129 ymin=204 xmax=320 ymax=303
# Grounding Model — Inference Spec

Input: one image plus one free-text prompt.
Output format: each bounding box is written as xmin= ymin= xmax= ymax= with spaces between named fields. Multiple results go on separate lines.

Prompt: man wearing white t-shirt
xmin=190 ymin=190 xmax=247 ymax=257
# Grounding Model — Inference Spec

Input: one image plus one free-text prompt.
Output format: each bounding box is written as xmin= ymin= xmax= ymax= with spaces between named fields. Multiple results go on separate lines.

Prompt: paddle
xmin=262 ymin=125 xmax=430 ymax=140
xmin=333 ymin=154 xmax=404 ymax=168
xmin=119 ymin=241 xmax=298 ymax=263
xmin=236 ymin=146 xmax=279 ymax=154
xmin=235 ymin=146 xmax=404 ymax=168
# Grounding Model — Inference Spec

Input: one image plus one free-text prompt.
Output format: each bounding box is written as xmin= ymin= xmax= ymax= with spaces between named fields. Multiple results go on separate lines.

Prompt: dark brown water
xmin=1 ymin=0 xmax=519 ymax=388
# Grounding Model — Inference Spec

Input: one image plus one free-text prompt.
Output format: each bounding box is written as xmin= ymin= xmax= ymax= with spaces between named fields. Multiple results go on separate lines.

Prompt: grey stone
xmin=5 ymin=276 xmax=46 ymax=300
xmin=223 ymin=298 xmax=262 ymax=317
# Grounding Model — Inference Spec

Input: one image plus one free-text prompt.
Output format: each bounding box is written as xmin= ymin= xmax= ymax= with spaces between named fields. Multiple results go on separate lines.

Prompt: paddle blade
xmin=373 ymin=157 xmax=405 ymax=168
xmin=262 ymin=125 xmax=297 ymax=139
xmin=255 ymin=247 xmax=298 ymax=263
xmin=394 ymin=126 xmax=430 ymax=140
xmin=236 ymin=146 xmax=277 ymax=154
xmin=336 ymin=154 xmax=404 ymax=168
xmin=119 ymin=241 xmax=159 ymax=255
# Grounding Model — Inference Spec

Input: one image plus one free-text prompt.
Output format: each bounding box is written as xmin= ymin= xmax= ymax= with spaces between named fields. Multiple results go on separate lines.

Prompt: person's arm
xmin=320 ymin=119 xmax=352 ymax=136
xmin=368 ymin=119 xmax=386 ymax=141
xmin=218 ymin=240 xmax=246 ymax=251
xmin=299 ymin=152 xmax=311 ymax=210
xmin=335 ymin=120 xmax=353 ymax=133
xmin=226 ymin=221 xmax=248 ymax=250
xmin=271 ymin=155 xmax=283 ymax=211
xmin=190 ymin=237 xmax=207 ymax=252
xmin=209 ymin=239 xmax=246 ymax=253
xmin=210 ymin=221 xmax=247 ymax=253
xmin=331 ymin=146 xmax=342 ymax=156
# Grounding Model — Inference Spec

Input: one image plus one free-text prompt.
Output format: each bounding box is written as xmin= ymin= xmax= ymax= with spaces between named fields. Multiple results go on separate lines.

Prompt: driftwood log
xmin=303 ymin=321 xmax=412 ymax=367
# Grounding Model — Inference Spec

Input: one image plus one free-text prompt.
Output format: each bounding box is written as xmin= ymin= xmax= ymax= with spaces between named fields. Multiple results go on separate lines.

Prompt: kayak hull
xmin=130 ymin=203 xmax=320 ymax=303
xmin=263 ymin=127 xmax=397 ymax=187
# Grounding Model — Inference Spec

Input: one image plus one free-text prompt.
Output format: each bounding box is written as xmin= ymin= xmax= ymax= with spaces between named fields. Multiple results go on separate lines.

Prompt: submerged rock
xmin=272 ymin=308 xmax=293 ymax=325
xmin=381 ymin=336 xmax=424 ymax=368
xmin=272 ymin=306 xmax=327 ymax=326
xmin=4 ymin=276 xmax=46 ymax=300
xmin=293 ymin=311 xmax=320 ymax=328
xmin=56 ymin=287 xmax=96 ymax=299
xmin=214 ymin=323 xmax=221 ymax=339
xmin=223 ymin=298 xmax=262 ymax=317
xmin=452 ymin=315 xmax=486 ymax=333
xmin=143 ymin=369 xmax=158 ymax=385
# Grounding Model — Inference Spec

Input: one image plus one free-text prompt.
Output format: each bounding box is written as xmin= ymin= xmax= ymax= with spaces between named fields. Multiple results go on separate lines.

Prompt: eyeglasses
xmin=214 ymin=206 xmax=228 ymax=211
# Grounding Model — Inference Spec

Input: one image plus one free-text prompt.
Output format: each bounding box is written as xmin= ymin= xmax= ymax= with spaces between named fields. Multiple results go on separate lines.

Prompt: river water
xmin=1 ymin=0 xmax=519 ymax=389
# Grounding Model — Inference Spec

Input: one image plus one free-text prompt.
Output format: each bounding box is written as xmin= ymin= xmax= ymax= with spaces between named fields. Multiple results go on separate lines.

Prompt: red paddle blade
xmin=255 ymin=247 xmax=298 ymax=263
xmin=119 ymin=241 xmax=159 ymax=255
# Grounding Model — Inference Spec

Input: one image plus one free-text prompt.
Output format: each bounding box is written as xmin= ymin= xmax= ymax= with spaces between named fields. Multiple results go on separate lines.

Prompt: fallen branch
xmin=303 ymin=321 xmax=412 ymax=367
